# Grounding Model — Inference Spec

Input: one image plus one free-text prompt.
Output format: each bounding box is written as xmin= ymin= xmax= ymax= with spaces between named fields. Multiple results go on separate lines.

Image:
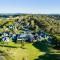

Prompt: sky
xmin=0 ymin=0 xmax=60 ymax=14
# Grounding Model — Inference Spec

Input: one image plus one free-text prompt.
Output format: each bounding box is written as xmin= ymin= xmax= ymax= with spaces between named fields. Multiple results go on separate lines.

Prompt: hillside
xmin=0 ymin=14 xmax=60 ymax=60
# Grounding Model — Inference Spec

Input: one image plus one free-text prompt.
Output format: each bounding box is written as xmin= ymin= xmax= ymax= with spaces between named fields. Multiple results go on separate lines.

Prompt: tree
xmin=31 ymin=20 xmax=35 ymax=28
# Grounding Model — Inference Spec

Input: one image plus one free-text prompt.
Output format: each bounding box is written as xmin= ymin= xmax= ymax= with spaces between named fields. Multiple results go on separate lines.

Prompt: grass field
xmin=0 ymin=41 xmax=60 ymax=60
xmin=0 ymin=42 xmax=45 ymax=60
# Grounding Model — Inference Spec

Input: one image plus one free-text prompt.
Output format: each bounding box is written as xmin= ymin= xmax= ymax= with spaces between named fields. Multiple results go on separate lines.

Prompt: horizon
xmin=0 ymin=0 xmax=60 ymax=14
xmin=0 ymin=12 xmax=60 ymax=14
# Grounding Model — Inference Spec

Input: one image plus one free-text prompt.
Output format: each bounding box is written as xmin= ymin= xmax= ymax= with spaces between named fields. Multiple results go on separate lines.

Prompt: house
xmin=17 ymin=33 xmax=34 ymax=43
xmin=26 ymin=34 xmax=34 ymax=42
xmin=8 ymin=25 xmax=15 ymax=30
xmin=38 ymin=31 xmax=49 ymax=41
xmin=2 ymin=36 xmax=9 ymax=42
xmin=17 ymin=34 xmax=27 ymax=43
xmin=2 ymin=32 xmax=9 ymax=37
xmin=2 ymin=32 xmax=10 ymax=42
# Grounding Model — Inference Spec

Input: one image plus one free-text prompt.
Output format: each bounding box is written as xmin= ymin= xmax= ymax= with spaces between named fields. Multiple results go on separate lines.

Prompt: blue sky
xmin=0 ymin=0 xmax=60 ymax=14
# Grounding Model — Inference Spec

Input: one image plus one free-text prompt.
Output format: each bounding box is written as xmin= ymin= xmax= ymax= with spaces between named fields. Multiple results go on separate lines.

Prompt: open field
xmin=0 ymin=43 xmax=45 ymax=60
xmin=0 ymin=42 xmax=60 ymax=60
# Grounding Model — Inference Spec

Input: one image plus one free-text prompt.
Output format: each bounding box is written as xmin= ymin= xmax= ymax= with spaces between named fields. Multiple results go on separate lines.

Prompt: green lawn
xmin=0 ymin=41 xmax=60 ymax=60
xmin=0 ymin=42 xmax=45 ymax=60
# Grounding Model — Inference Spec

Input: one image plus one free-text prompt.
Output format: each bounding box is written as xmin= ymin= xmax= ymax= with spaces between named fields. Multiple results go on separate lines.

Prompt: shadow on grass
xmin=35 ymin=53 xmax=60 ymax=60
xmin=0 ymin=50 xmax=14 ymax=60
xmin=0 ymin=44 xmax=18 ymax=48
xmin=32 ymin=40 xmax=50 ymax=52
xmin=33 ymin=40 xmax=60 ymax=60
